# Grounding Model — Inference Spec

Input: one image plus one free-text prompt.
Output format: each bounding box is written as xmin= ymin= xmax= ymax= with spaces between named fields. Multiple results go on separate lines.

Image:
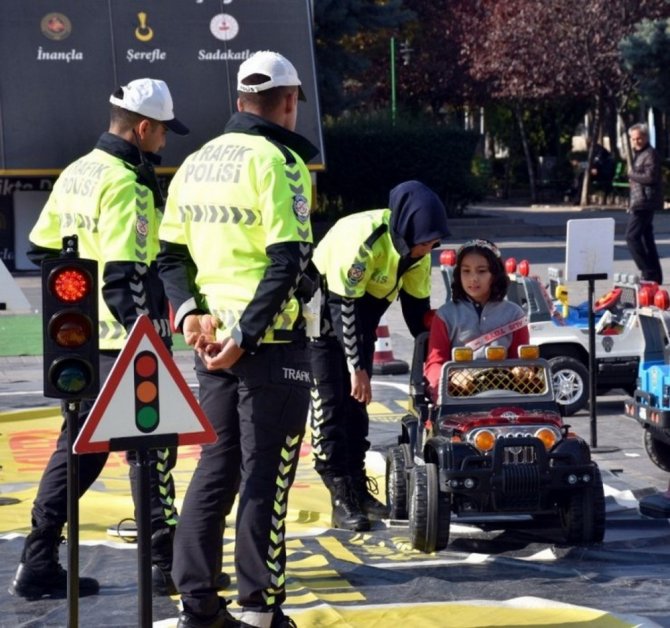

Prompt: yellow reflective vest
xmin=30 ymin=140 xmax=165 ymax=350
xmin=159 ymin=115 xmax=313 ymax=345
xmin=314 ymin=209 xmax=431 ymax=302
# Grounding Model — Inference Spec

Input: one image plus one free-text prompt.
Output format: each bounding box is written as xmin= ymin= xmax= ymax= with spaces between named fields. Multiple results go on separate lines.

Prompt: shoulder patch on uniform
xmin=347 ymin=262 xmax=366 ymax=285
xmin=136 ymin=215 xmax=149 ymax=241
xmin=292 ymin=194 xmax=310 ymax=224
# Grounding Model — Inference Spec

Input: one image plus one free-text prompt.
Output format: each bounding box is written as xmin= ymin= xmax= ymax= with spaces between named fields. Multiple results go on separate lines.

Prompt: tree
xmin=459 ymin=0 xmax=670 ymax=203
xmin=620 ymin=18 xmax=670 ymax=114
xmin=313 ymin=0 xmax=413 ymax=116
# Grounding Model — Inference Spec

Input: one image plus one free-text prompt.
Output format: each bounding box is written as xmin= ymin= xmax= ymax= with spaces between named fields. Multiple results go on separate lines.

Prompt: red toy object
xmin=594 ymin=287 xmax=623 ymax=312
xmin=518 ymin=260 xmax=530 ymax=277
xmin=505 ymin=257 xmax=517 ymax=274
xmin=423 ymin=308 xmax=436 ymax=330
xmin=440 ymin=249 xmax=457 ymax=267
xmin=639 ymin=286 xmax=655 ymax=307
xmin=654 ymin=289 xmax=670 ymax=310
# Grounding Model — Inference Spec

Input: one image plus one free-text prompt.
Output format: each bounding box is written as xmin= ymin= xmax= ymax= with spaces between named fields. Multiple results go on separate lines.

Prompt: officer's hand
xmin=350 ymin=369 xmax=372 ymax=405
xmin=183 ymin=313 xmax=219 ymax=347
xmin=197 ymin=335 xmax=245 ymax=370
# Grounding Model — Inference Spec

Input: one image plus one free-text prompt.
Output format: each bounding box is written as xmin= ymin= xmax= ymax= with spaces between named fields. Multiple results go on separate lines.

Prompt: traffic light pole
xmin=65 ymin=400 xmax=80 ymax=628
xmin=133 ymin=447 xmax=153 ymax=628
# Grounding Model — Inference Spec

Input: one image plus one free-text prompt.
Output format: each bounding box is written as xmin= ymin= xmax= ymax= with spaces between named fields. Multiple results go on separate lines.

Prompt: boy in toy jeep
xmin=425 ymin=239 xmax=530 ymax=402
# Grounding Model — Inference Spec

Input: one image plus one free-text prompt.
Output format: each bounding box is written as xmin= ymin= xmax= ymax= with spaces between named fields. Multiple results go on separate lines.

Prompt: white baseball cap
xmin=109 ymin=78 xmax=189 ymax=135
xmin=237 ymin=51 xmax=306 ymax=101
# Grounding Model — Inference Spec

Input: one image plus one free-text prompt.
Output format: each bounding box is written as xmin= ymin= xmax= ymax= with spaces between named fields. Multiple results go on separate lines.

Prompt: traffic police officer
xmin=310 ymin=180 xmax=450 ymax=530
xmin=10 ymin=79 xmax=189 ymax=600
xmin=158 ymin=51 xmax=317 ymax=628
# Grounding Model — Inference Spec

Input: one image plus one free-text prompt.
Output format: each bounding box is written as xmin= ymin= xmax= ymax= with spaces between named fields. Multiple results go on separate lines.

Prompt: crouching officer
xmin=157 ymin=51 xmax=318 ymax=628
xmin=310 ymin=180 xmax=450 ymax=531
xmin=10 ymin=79 xmax=189 ymax=599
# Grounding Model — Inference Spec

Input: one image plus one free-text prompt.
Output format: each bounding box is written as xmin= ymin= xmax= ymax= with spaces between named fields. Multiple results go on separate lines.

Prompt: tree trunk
xmin=617 ymin=110 xmax=633 ymax=170
xmin=514 ymin=104 xmax=536 ymax=203
xmin=580 ymin=93 xmax=603 ymax=206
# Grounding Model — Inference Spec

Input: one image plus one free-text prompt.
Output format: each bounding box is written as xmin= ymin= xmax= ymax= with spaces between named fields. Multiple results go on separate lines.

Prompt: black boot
xmin=9 ymin=526 xmax=99 ymax=600
xmin=323 ymin=476 xmax=370 ymax=531
xmin=351 ymin=474 xmax=390 ymax=521
xmin=151 ymin=527 xmax=231 ymax=597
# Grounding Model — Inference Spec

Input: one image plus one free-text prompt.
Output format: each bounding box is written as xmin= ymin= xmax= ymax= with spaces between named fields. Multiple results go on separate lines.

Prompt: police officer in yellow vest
xmin=11 ymin=79 xmax=189 ymax=600
xmin=311 ymin=181 xmax=449 ymax=531
xmin=157 ymin=51 xmax=317 ymax=628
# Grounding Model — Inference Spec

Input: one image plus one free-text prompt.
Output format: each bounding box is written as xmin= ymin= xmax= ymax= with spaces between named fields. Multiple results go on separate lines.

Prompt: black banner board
xmin=0 ymin=0 xmax=324 ymax=173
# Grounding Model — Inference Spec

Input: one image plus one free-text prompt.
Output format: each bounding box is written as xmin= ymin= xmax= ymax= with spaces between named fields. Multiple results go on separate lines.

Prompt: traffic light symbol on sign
xmin=41 ymin=246 xmax=99 ymax=399
xmin=134 ymin=351 xmax=160 ymax=433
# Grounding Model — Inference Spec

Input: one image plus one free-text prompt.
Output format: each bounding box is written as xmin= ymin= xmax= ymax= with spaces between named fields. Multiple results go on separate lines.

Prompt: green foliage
xmin=620 ymin=18 xmax=670 ymax=113
xmin=316 ymin=113 xmax=483 ymax=218
xmin=313 ymin=0 xmax=413 ymax=116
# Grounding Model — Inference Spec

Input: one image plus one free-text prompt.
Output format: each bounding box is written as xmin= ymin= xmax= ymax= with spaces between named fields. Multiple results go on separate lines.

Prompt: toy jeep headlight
xmin=534 ymin=427 xmax=559 ymax=449
xmin=485 ymin=346 xmax=506 ymax=360
xmin=452 ymin=347 xmax=473 ymax=361
xmin=473 ymin=429 xmax=496 ymax=452
xmin=519 ymin=344 xmax=540 ymax=359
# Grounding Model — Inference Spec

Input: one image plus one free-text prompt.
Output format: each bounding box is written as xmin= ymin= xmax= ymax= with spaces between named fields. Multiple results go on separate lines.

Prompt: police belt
xmin=272 ymin=328 xmax=306 ymax=343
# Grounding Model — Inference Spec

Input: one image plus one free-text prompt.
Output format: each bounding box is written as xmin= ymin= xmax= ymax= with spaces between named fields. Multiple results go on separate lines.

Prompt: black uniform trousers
xmin=173 ymin=342 xmax=310 ymax=617
xmin=30 ymin=352 xmax=178 ymax=550
xmin=309 ymin=335 xmax=375 ymax=480
xmin=625 ymin=209 xmax=663 ymax=284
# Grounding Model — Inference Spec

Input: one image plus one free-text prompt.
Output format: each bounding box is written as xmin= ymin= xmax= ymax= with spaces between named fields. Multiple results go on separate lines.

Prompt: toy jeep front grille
xmin=444 ymin=364 xmax=549 ymax=398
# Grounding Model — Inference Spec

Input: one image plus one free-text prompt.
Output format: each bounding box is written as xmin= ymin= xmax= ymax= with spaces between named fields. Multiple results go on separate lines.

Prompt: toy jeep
xmin=440 ymin=251 xmax=666 ymax=415
xmin=386 ymin=333 xmax=605 ymax=553
xmin=624 ymin=307 xmax=670 ymax=471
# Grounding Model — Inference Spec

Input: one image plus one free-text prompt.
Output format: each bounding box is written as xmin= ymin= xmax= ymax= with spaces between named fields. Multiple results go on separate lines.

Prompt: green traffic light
xmin=49 ymin=358 xmax=92 ymax=395
xmin=137 ymin=405 xmax=159 ymax=430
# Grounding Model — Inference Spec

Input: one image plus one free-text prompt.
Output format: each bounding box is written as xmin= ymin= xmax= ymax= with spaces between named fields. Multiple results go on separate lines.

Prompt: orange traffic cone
xmin=372 ymin=315 xmax=409 ymax=375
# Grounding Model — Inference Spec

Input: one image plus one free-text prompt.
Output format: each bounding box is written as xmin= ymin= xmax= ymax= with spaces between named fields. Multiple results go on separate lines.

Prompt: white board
xmin=0 ymin=258 xmax=31 ymax=312
xmin=565 ymin=218 xmax=615 ymax=282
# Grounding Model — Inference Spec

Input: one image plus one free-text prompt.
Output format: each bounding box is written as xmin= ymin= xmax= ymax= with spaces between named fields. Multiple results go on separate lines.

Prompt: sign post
xmin=75 ymin=315 xmax=216 ymax=627
xmin=565 ymin=218 xmax=617 ymax=450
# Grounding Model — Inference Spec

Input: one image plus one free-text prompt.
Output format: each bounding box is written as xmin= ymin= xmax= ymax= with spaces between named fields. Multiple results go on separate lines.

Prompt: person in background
xmin=10 ymin=78 xmax=189 ymax=599
xmin=158 ymin=50 xmax=317 ymax=628
xmin=626 ymin=123 xmax=664 ymax=284
xmin=310 ymin=180 xmax=450 ymax=531
xmin=424 ymin=239 xmax=529 ymax=403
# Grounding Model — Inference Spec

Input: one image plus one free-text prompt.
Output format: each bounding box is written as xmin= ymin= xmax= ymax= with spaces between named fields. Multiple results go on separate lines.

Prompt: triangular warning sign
xmin=0 ymin=259 xmax=32 ymax=313
xmin=74 ymin=315 xmax=216 ymax=454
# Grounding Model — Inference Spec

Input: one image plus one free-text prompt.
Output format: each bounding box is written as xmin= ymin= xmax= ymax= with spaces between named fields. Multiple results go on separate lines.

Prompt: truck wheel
xmin=549 ymin=356 xmax=589 ymax=416
xmin=408 ymin=463 xmax=451 ymax=552
xmin=643 ymin=429 xmax=670 ymax=472
xmin=386 ymin=443 xmax=412 ymax=519
xmin=559 ymin=466 xmax=606 ymax=544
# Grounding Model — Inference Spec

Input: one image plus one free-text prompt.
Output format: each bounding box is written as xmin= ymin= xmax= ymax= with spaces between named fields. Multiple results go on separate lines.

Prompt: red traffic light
xmin=49 ymin=266 xmax=93 ymax=303
xmin=41 ymin=249 xmax=99 ymax=400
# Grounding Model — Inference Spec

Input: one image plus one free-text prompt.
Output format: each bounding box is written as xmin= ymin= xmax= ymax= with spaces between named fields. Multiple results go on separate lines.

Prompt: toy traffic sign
xmin=74 ymin=315 xmax=216 ymax=454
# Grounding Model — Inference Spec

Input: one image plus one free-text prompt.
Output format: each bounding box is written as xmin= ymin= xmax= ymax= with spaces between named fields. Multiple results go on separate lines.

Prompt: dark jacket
xmin=629 ymin=144 xmax=663 ymax=213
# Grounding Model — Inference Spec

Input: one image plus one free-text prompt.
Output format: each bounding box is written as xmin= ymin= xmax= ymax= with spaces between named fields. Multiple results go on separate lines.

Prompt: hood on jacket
xmin=389 ymin=180 xmax=450 ymax=256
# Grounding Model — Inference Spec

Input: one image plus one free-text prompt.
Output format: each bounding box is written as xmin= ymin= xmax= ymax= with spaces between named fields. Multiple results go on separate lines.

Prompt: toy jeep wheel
xmin=559 ymin=466 xmax=606 ymax=544
xmin=408 ymin=463 xmax=451 ymax=552
xmin=386 ymin=443 xmax=412 ymax=519
xmin=549 ymin=356 xmax=589 ymax=416
xmin=643 ymin=429 xmax=670 ymax=472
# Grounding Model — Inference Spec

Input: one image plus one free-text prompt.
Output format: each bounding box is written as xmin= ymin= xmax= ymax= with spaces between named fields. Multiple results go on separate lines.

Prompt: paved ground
xmin=2 ymin=201 xmax=670 ymax=626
